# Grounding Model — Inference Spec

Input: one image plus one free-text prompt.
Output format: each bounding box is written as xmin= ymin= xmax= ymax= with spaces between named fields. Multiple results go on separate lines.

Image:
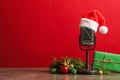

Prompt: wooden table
xmin=0 ymin=68 xmax=120 ymax=80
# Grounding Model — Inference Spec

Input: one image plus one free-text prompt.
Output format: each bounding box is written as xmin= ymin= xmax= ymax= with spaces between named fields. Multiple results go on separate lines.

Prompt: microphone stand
xmin=79 ymin=36 xmax=97 ymax=75
xmin=86 ymin=50 xmax=89 ymax=71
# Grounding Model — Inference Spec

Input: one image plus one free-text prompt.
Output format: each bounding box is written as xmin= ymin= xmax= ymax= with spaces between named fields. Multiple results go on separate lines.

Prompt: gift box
xmin=92 ymin=51 xmax=120 ymax=72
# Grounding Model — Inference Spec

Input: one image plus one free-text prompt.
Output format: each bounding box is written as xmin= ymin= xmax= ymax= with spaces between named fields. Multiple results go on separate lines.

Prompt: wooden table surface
xmin=0 ymin=68 xmax=120 ymax=80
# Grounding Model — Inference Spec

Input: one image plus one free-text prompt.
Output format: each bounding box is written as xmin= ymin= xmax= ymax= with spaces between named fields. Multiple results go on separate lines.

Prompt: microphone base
xmin=78 ymin=70 xmax=97 ymax=75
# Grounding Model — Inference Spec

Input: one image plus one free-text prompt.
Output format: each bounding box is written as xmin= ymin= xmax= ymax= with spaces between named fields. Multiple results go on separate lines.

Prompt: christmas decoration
xmin=50 ymin=68 xmax=57 ymax=74
xmin=61 ymin=57 xmax=71 ymax=66
xmin=80 ymin=10 xmax=108 ymax=34
xmin=97 ymin=69 xmax=111 ymax=75
xmin=60 ymin=66 xmax=68 ymax=74
xmin=92 ymin=51 xmax=120 ymax=74
xmin=98 ymin=70 xmax=103 ymax=75
xmin=71 ymin=68 xmax=77 ymax=75
xmin=49 ymin=57 xmax=85 ymax=74
xmin=69 ymin=64 xmax=74 ymax=68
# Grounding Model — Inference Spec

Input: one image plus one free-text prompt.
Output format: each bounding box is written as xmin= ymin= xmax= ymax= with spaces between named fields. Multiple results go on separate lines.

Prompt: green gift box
xmin=92 ymin=51 xmax=120 ymax=72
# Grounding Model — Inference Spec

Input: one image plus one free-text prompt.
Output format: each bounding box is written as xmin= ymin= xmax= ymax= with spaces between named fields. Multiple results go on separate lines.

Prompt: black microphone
xmin=80 ymin=27 xmax=95 ymax=46
xmin=79 ymin=27 xmax=97 ymax=75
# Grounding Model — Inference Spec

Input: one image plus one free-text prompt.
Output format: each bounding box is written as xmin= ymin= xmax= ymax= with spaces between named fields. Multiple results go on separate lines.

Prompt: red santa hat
xmin=80 ymin=10 xmax=108 ymax=34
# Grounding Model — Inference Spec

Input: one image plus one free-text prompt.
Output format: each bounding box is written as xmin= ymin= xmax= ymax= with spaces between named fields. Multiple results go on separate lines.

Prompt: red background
xmin=0 ymin=0 xmax=120 ymax=67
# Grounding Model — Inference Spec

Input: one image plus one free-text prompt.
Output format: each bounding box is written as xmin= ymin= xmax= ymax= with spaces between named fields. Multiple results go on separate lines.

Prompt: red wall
xmin=0 ymin=0 xmax=120 ymax=67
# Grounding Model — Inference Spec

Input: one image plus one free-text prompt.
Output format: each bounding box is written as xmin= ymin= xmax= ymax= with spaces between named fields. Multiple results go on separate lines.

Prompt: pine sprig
xmin=70 ymin=58 xmax=85 ymax=70
xmin=50 ymin=58 xmax=62 ymax=69
xmin=49 ymin=57 xmax=85 ymax=74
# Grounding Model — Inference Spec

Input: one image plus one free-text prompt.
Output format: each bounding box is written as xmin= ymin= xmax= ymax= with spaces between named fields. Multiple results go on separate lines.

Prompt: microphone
xmin=79 ymin=27 xmax=97 ymax=75
xmin=80 ymin=27 xmax=95 ymax=46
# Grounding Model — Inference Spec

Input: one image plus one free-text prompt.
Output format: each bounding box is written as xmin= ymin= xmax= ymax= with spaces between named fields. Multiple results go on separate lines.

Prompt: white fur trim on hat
xmin=80 ymin=18 xmax=99 ymax=32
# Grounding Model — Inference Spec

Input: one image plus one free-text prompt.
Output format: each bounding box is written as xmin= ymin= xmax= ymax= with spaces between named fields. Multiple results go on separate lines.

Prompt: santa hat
xmin=80 ymin=10 xmax=108 ymax=34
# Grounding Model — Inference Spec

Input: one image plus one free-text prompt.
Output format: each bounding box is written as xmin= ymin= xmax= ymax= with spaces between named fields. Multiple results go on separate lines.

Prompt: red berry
xmin=60 ymin=66 xmax=68 ymax=74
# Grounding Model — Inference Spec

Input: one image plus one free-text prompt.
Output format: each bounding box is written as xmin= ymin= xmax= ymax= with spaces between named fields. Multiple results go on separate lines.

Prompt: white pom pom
xmin=99 ymin=26 xmax=108 ymax=34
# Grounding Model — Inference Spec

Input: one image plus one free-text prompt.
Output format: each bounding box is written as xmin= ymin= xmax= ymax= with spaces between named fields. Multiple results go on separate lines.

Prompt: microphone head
xmin=80 ymin=27 xmax=95 ymax=46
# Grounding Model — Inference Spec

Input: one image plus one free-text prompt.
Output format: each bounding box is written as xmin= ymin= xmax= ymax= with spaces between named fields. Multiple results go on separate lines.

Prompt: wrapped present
xmin=92 ymin=51 xmax=120 ymax=72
